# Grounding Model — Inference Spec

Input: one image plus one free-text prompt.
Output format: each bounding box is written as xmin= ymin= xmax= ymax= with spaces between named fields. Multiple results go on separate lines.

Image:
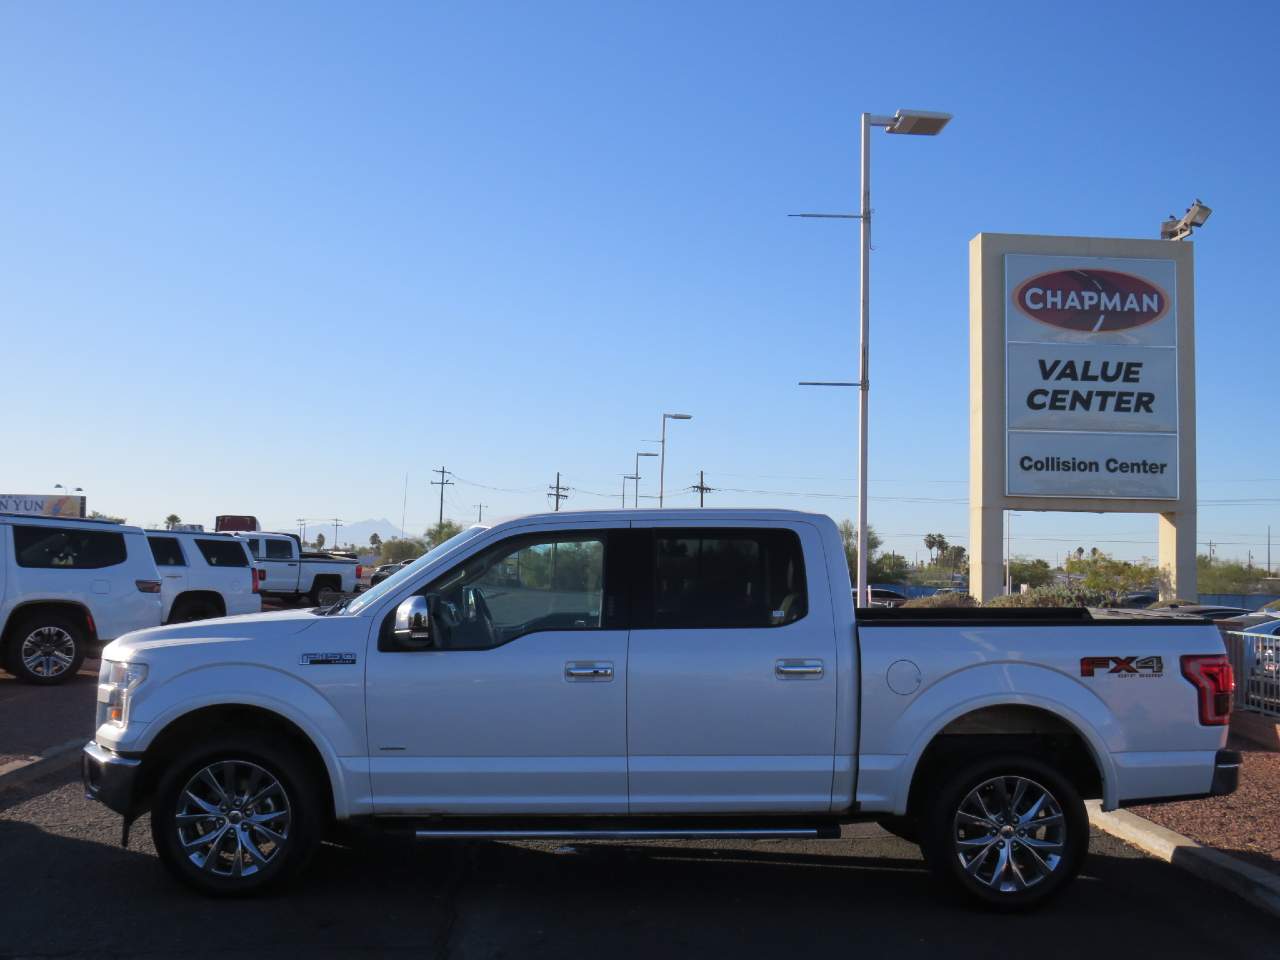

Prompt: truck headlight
xmin=97 ymin=660 xmax=148 ymax=729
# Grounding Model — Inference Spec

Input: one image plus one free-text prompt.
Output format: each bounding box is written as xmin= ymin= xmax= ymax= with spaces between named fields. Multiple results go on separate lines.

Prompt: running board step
xmin=414 ymin=826 xmax=837 ymax=841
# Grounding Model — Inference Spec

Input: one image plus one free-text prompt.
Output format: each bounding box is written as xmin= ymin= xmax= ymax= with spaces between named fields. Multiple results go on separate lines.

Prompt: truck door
xmin=260 ymin=536 xmax=300 ymax=593
xmin=626 ymin=522 xmax=837 ymax=812
xmin=364 ymin=525 xmax=630 ymax=814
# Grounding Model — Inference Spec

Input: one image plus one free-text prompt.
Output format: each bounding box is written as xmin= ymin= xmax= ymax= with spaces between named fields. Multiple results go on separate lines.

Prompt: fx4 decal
xmin=1080 ymin=656 xmax=1164 ymax=678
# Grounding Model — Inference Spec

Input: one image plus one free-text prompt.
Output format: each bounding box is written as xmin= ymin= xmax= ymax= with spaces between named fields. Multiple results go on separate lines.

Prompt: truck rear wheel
xmin=150 ymin=734 xmax=322 ymax=896
xmin=6 ymin=611 xmax=86 ymax=685
xmin=920 ymin=754 xmax=1087 ymax=910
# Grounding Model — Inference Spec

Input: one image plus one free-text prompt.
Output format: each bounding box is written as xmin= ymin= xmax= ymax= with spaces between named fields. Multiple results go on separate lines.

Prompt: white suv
xmin=0 ymin=515 xmax=163 ymax=684
xmin=144 ymin=530 xmax=262 ymax=623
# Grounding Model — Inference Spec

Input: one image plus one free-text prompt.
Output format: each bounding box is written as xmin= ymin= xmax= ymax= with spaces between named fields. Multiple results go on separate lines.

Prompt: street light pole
xmin=658 ymin=413 xmax=692 ymax=508
xmin=634 ymin=450 xmax=658 ymax=508
xmin=796 ymin=108 xmax=950 ymax=607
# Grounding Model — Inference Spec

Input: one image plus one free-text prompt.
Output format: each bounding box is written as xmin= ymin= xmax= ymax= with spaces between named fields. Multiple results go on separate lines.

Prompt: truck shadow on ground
xmin=2 ymin=774 xmax=1276 ymax=959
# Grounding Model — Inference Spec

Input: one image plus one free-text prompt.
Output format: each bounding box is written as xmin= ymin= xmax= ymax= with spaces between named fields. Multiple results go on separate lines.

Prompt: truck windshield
xmin=343 ymin=525 xmax=488 ymax=615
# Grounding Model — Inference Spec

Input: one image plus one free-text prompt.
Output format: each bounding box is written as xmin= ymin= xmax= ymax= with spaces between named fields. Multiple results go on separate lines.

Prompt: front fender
xmin=107 ymin=663 xmax=366 ymax=819
xmin=881 ymin=662 xmax=1121 ymax=814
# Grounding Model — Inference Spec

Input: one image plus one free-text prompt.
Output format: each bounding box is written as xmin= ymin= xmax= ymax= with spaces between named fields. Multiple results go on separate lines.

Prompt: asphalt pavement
xmin=1 ymin=763 xmax=1276 ymax=959
xmin=0 ymin=657 xmax=97 ymax=766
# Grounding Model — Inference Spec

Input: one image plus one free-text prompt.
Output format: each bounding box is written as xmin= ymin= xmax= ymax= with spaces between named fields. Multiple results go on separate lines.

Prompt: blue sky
xmin=2 ymin=2 xmax=1277 ymax=565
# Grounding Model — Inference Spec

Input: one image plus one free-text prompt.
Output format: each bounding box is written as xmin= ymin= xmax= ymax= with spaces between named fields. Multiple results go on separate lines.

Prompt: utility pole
xmin=431 ymin=466 xmax=453 ymax=527
xmin=548 ymin=472 xmax=569 ymax=512
xmin=692 ymin=470 xmax=714 ymax=507
xmin=331 ymin=518 xmax=343 ymax=548
xmin=474 ymin=503 xmax=487 ymax=523
xmin=1269 ymin=525 xmax=1272 ymax=573
xmin=1208 ymin=540 xmax=1215 ymax=562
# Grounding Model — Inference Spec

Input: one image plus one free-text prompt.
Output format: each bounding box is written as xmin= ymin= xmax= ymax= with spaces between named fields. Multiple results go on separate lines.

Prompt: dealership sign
xmin=0 ymin=494 xmax=87 ymax=518
xmin=1005 ymin=254 xmax=1178 ymax=499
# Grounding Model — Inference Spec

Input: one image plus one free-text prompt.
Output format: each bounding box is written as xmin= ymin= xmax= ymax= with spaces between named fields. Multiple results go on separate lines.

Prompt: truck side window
xmin=650 ymin=529 xmax=806 ymax=629
xmin=148 ymin=536 xmax=186 ymax=567
xmin=265 ymin=539 xmax=292 ymax=560
xmin=419 ymin=534 xmax=608 ymax=650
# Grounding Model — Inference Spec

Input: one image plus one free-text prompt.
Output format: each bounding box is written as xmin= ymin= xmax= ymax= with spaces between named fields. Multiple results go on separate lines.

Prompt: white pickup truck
xmin=235 ymin=532 xmax=360 ymax=603
xmin=82 ymin=509 xmax=1238 ymax=907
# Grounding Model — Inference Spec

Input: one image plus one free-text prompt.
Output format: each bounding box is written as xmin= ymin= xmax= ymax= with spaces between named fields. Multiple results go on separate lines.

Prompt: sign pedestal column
xmin=1158 ymin=511 xmax=1196 ymax=600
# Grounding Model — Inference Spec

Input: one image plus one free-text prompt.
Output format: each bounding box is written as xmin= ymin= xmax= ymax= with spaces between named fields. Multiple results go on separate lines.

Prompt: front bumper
xmin=82 ymin=741 xmax=142 ymax=816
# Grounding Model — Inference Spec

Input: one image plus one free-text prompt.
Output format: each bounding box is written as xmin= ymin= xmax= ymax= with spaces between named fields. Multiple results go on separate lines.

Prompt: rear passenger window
xmin=650 ymin=529 xmax=807 ymax=629
xmin=265 ymin=539 xmax=293 ymax=560
xmin=13 ymin=525 xmax=128 ymax=569
xmin=149 ymin=537 xmax=186 ymax=567
xmin=195 ymin=539 xmax=250 ymax=567
xmin=242 ymin=538 xmax=262 ymax=558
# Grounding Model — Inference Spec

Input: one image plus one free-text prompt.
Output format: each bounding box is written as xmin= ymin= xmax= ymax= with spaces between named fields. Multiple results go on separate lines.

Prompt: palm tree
xmin=164 ymin=514 xmax=181 ymax=530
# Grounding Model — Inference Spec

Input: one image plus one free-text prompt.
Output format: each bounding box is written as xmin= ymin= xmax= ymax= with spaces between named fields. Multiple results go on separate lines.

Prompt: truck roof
xmin=487 ymin=507 xmax=831 ymax=526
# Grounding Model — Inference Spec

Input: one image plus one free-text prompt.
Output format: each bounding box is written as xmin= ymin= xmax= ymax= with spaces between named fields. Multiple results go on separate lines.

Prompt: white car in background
xmin=145 ymin=530 xmax=261 ymax=623
xmin=0 ymin=514 xmax=163 ymax=684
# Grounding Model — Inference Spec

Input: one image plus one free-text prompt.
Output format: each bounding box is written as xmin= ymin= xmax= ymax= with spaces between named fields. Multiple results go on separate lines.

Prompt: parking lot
xmin=1 ymin=757 xmax=1276 ymax=959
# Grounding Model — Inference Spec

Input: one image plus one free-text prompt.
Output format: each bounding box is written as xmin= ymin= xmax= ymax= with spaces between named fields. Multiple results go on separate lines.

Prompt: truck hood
xmin=103 ymin=607 xmax=321 ymax=660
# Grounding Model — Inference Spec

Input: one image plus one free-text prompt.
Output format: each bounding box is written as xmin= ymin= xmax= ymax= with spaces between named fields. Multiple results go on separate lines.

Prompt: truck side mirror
xmin=394 ymin=595 xmax=433 ymax=646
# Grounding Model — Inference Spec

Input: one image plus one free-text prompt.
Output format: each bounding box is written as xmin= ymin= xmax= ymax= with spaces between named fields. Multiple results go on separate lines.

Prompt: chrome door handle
xmin=565 ymin=661 xmax=614 ymax=682
xmin=775 ymin=659 xmax=824 ymax=679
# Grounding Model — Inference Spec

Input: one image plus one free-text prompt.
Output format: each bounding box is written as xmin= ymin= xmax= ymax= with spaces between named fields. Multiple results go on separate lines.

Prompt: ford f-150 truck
xmin=82 ymin=510 xmax=1237 ymax=907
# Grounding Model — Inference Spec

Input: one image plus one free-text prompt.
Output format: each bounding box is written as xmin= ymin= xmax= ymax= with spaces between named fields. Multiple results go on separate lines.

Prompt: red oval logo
xmin=1014 ymin=269 xmax=1169 ymax=332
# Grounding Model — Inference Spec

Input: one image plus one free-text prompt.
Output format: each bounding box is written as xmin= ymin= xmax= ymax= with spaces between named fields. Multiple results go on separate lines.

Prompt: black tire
xmin=150 ymin=734 xmax=323 ymax=897
xmin=309 ymin=578 xmax=338 ymax=606
xmin=876 ymin=815 xmax=920 ymax=844
xmin=5 ymin=610 xmax=87 ymax=685
xmin=168 ymin=597 xmax=221 ymax=624
xmin=920 ymin=753 xmax=1087 ymax=910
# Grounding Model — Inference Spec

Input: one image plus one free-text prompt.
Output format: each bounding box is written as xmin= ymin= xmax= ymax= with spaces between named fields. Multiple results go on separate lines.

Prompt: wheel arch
xmin=135 ymin=701 xmax=340 ymax=824
xmin=2 ymin=599 xmax=97 ymax=645
xmin=167 ymin=590 xmax=227 ymax=622
xmin=898 ymin=698 xmax=1114 ymax=816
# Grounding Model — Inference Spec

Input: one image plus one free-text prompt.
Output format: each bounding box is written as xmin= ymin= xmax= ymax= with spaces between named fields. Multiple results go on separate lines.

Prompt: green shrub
xmin=901 ymin=592 xmax=977 ymax=609
xmin=984 ymin=584 xmax=1111 ymax=608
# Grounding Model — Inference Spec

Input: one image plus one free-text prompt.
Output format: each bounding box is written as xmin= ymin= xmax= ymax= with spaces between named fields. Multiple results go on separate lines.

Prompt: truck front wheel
xmin=921 ymin=754 xmax=1087 ymax=910
xmin=150 ymin=735 xmax=322 ymax=896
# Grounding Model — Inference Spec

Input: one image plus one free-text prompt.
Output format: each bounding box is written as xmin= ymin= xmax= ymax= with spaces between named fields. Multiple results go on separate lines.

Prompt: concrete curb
xmin=1087 ymin=800 xmax=1280 ymax=919
xmin=0 ymin=737 xmax=84 ymax=792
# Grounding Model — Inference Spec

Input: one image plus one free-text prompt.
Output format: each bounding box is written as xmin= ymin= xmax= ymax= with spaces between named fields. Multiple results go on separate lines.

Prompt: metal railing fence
xmin=1225 ymin=630 xmax=1280 ymax=718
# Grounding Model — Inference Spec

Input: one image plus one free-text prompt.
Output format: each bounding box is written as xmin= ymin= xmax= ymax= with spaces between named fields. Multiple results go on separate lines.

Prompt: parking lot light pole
xmin=658 ymin=413 xmax=692 ymax=508
xmin=634 ymin=451 xmax=658 ymax=508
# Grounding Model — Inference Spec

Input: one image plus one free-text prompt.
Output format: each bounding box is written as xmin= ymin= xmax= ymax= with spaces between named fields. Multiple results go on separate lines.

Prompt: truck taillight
xmin=356 ymin=565 xmax=363 ymax=580
xmin=252 ymin=568 xmax=261 ymax=594
xmin=1180 ymin=654 xmax=1234 ymax=726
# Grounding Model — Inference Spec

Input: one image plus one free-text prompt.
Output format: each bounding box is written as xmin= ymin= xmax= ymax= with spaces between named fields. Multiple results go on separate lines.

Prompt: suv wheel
xmin=921 ymin=754 xmax=1087 ymax=910
xmin=151 ymin=735 xmax=322 ymax=896
xmin=7 ymin=611 xmax=87 ymax=685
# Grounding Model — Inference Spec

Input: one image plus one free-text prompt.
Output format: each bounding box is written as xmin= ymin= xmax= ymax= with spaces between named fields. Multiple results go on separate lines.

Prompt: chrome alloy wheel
xmin=176 ymin=761 xmax=292 ymax=878
xmin=20 ymin=626 xmax=76 ymax=678
xmin=953 ymin=775 xmax=1066 ymax=893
